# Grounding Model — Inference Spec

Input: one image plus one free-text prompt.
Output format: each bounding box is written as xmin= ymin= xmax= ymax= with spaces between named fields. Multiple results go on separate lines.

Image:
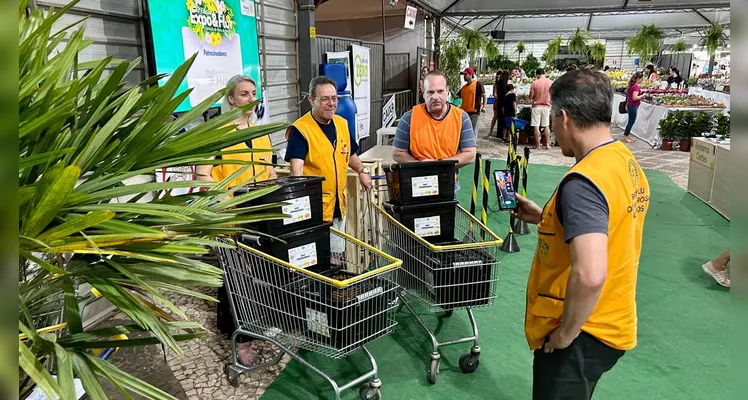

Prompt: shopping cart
xmin=214 ymin=228 xmax=402 ymax=400
xmin=371 ymin=203 xmax=502 ymax=384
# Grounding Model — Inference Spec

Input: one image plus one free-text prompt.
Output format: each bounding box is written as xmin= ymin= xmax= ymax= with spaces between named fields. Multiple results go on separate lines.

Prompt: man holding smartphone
xmin=511 ymin=69 xmax=651 ymax=400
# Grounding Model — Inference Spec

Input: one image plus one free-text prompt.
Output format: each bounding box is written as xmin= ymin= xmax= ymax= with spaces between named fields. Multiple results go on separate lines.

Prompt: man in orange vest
xmin=456 ymin=67 xmax=486 ymax=136
xmin=391 ymin=70 xmax=477 ymax=191
xmin=285 ymin=76 xmax=371 ymax=253
xmin=511 ymin=69 xmax=651 ymax=399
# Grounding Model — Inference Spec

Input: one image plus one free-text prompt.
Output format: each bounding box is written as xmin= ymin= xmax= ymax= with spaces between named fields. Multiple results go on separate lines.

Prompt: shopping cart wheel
xmin=458 ymin=352 xmax=480 ymax=374
xmin=225 ymin=364 xmax=241 ymax=387
xmin=359 ymin=383 xmax=381 ymax=399
xmin=428 ymin=359 xmax=440 ymax=384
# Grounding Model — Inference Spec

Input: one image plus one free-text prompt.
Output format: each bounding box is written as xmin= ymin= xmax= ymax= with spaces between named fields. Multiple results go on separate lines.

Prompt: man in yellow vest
xmin=455 ymin=67 xmax=486 ymax=136
xmin=511 ymin=69 xmax=651 ymax=399
xmin=391 ymin=69 xmax=477 ymax=194
xmin=285 ymin=76 xmax=371 ymax=253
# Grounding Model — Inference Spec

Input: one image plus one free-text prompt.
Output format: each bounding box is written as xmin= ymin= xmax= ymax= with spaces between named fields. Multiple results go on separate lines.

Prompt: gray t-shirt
xmin=556 ymin=174 xmax=609 ymax=243
xmin=393 ymin=104 xmax=477 ymax=152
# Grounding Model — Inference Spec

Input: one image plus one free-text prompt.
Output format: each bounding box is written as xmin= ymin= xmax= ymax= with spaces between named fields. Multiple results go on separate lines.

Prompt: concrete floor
xmin=101 ymin=114 xmax=689 ymax=400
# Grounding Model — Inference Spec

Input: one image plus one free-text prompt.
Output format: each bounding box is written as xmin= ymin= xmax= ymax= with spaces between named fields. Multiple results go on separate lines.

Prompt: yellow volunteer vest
xmin=525 ymin=140 xmax=650 ymax=351
xmin=211 ymin=122 xmax=274 ymax=187
xmin=460 ymin=81 xmax=478 ymax=112
xmin=409 ymin=104 xmax=463 ymax=161
xmin=286 ymin=112 xmax=351 ymax=222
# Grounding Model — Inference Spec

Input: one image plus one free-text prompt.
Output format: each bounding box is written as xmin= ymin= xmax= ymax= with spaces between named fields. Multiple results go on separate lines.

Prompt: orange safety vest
xmin=211 ymin=122 xmax=274 ymax=187
xmin=408 ymin=104 xmax=463 ymax=161
xmin=285 ymin=112 xmax=351 ymax=222
xmin=460 ymin=81 xmax=478 ymax=113
xmin=525 ymin=140 xmax=651 ymax=351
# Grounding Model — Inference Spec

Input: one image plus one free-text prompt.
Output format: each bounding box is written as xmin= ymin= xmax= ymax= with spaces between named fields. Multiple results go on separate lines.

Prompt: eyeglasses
xmin=315 ymin=96 xmax=339 ymax=104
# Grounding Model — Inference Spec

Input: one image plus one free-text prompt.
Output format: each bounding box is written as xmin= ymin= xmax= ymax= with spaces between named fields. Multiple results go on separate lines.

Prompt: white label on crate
xmin=411 ymin=175 xmax=439 ymax=197
xmin=305 ymin=307 xmax=330 ymax=337
xmin=282 ymin=196 xmax=312 ymax=225
xmin=414 ymin=216 xmax=441 ymax=237
xmin=356 ymin=286 xmax=384 ymax=302
xmin=288 ymin=242 xmax=318 ymax=268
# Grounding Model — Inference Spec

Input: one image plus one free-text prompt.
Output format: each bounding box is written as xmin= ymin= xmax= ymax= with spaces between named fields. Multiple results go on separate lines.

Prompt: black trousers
xmin=532 ymin=332 xmax=625 ymax=400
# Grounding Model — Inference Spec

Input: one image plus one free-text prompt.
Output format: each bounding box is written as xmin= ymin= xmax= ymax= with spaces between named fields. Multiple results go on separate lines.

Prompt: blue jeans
xmin=624 ymin=105 xmax=638 ymax=137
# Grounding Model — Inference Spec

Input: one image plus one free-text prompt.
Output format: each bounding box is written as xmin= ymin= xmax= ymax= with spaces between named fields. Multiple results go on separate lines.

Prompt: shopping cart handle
xmin=240 ymin=234 xmax=261 ymax=245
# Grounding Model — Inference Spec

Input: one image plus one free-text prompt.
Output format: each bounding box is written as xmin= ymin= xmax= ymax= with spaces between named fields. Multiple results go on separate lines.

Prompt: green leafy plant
xmin=543 ymin=36 xmax=563 ymax=66
xmin=698 ymin=24 xmax=729 ymax=75
xmin=437 ymin=38 xmax=468 ymax=95
xmin=515 ymin=40 xmax=526 ymax=63
xmin=458 ymin=28 xmax=498 ymax=69
xmin=692 ymin=112 xmax=715 ymax=138
xmin=671 ymin=39 xmax=688 ymax=53
xmin=522 ymin=54 xmax=541 ymax=78
xmin=19 ymin=2 xmax=288 ymax=398
xmin=588 ymin=42 xmax=606 ymax=63
xmin=715 ymin=113 xmax=730 ymax=138
xmin=626 ymin=24 xmax=664 ymax=63
xmin=568 ymin=28 xmax=590 ymax=57
xmin=487 ymin=54 xmax=517 ymax=72
xmin=658 ymin=112 xmax=677 ymax=141
xmin=676 ymin=111 xmax=695 ymax=139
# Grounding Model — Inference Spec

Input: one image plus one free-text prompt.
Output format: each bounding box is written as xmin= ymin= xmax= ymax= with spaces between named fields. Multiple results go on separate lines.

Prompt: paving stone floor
xmin=102 ymin=114 xmax=689 ymax=399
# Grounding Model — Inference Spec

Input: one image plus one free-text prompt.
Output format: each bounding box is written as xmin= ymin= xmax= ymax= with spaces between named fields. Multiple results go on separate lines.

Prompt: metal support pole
xmin=297 ymin=0 xmax=317 ymax=115
xmin=434 ymin=16 xmax=441 ymax=68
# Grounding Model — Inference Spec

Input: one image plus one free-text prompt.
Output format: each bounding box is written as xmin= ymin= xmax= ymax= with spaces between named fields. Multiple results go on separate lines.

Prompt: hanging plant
xmin=698 ymin=24 xmax=728 ymax=55
xmin=437 ymin=38 xmax=468 ymax=93
xmin=626 ymin=24 xmax=664 ymax=63
xmin=568 ymin=28 xmax=590 ymax=57
xmin=589 ymin=42 xmax=606 ymax=63
xmin=522 ymin=54 xmax=541 ymax=77
xmin=543 ymin=36 xmax=563 ymax=65
xmin=484 ymin=40 xmax=499 ymax=62
xmin=459 ymin=28 xmax=490 ymax=68
xmin=516 ymin=40 xmax=526 ymax=63
xmin=671 ymin=39 xmax=688 ymax=53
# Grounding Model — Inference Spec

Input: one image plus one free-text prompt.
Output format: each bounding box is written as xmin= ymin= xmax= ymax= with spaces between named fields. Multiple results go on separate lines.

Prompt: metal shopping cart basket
xmin=371 ymin=203 xmax=502 ymax=384
xmin=214 ymin=228 xmax=402 ymax=400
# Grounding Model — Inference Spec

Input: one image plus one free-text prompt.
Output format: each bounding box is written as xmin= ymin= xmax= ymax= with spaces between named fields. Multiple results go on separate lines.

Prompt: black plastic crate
xmin=291 ymin=269 xmax=396 ymax=350
xmin=426 ymin=240 xmax=496 ymax=309
xmin=383 ymin=200 xmax=457 ymax=244
xmin=385 ymin=160 xmax=457 ymax=206
xmin=241 ymin=222 xmax=333 ymax=276
xmin=234 ymin=176 xmax=325 ymax=237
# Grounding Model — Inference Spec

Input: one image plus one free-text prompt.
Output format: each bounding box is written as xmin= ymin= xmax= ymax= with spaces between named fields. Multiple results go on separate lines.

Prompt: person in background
xmin=419 ymin=65 xmax=430 ymax=103
xmin=530 ymin=68 xmax=553 ymax=150
xmin=197 ymin=75 xmax=277 ymax=187
xmin=456 ymin=67 xmax=486 ymax=136
xmin=198 ymin=74 xmax=277 ymax=369
xmin=667 ymin=67 xmax=683 ymax=89
xmin=513 ymin=69 xmax=651 ymax=400
xmin=392 ymin=69 xmax=477 ymax=193
xmin=489 ymin=70 xmax=509 ymax=138
xmin=503 ymin=84 xmax=518 ymax=142
xmin=285 ymin=75 xmax=371 ymax=253
xmin=645 ymin=64 xmax=658 ymax=82
xmin=702 ymin=248 xmax=730 ymax=288
xmin=624 ymin=72 xmax=644 ymax=143
xmin=603 ymin=65 xmax=610 ymax=74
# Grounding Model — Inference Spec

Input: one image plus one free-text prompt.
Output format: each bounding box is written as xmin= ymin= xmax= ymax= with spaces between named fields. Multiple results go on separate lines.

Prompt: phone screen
xmin=494 ymin=170 xmax=517 ymax=210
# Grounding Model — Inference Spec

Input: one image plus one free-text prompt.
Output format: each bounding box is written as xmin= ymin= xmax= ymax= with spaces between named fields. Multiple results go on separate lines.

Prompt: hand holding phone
xmin=494 ymin=170 xmax=517 ymax=210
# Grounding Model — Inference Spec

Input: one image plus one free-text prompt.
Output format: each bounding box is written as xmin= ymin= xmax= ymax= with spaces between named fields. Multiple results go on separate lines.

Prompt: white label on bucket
xmin=414 ymin=216 xmax=441 ymax=237
xmin=288 ymin=242 xmax=318 ymax=268
xmin=411 ymin=175 xmax=439 ymax=197
xmin=282 ymin=196 xmax=312 ymax=225
xmin=305 ymin=307 xmax=330 ymax=337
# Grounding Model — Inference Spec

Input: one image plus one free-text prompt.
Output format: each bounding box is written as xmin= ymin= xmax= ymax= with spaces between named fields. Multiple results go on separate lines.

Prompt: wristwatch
xmin=358 ymin=167 xmax=370 ymax=175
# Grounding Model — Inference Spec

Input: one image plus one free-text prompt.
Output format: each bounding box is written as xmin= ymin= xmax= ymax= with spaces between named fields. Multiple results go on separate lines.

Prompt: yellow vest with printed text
xmin=524 ymin=140 xmax=650 ymax=351
xmin=211 ymin=122 xmax=274 ymax=187
xmin=285 ymin=112 xmax=351 ymax=222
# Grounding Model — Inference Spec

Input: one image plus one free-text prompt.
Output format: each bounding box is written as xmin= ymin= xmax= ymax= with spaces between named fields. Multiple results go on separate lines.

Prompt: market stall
xmin=688 ymin=87 xmax=731 ymax=111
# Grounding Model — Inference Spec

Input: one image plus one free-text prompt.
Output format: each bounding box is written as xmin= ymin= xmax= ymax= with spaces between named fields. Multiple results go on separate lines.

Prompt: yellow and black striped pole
xmin=501 ymin=118 xmax=521 ymax=252
xmin=481 ymin=159 xmax=491 ymax=240
xmin=470 ymin=153 xmax=483 ymax=218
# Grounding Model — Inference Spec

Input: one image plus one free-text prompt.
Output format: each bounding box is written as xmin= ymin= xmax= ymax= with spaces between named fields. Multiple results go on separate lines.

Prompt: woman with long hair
xmin=489 ymin=70 xmax=510 ymax=139
xmin=645 ymin=64 xmax=658 ymax=82
xmin=623 ymin=72 xmax=644 ymax=143
xmin=198 ymin=74 xmax=277 ymax=368
xmin=489 ymin=70 xmax=503 ymax=137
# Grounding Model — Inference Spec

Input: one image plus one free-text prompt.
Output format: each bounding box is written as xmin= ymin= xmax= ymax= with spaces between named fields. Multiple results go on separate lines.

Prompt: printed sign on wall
xmin=351 ymin=44 xmax=371 ymax=140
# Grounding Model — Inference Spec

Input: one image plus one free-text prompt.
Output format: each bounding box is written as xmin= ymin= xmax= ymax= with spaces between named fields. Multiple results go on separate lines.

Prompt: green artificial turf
xmin=260 ymin=161 xmax=730 ymax=400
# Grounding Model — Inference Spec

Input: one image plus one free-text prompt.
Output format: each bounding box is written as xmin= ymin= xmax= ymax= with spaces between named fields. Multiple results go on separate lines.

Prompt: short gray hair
xmin=221 ymin=74 xmax=256 ymax=114
xmin=308 ymin=75 xmax=337 ymax=98
xmin=549 ymin=69 xmax=613 ymax=130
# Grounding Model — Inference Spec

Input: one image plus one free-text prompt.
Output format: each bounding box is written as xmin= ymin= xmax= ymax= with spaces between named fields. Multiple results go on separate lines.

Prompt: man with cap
xmin=456 ymin=67 xmax=486 ymax=136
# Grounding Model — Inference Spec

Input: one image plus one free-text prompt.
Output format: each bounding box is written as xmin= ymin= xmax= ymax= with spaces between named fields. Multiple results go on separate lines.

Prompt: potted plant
xmin=682 ymin=112 xmax=714 ymax=152
xmin=658 ymin=112 xmax=676 ymax=150
xmin=715 ymin=113 xmax=730 ymax=140
xmin=677 ymin=111 xmax=695 ymax=151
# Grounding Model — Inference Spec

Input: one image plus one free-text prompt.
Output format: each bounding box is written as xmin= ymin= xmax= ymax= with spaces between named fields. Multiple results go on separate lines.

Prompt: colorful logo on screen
xmin=186 ymin=0 xmax=237 ymax=47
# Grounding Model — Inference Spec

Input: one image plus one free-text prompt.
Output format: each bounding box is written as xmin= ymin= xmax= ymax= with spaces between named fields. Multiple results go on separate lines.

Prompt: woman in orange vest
xmin=196 ymin=75 xmax=277 ymax=189
xmin=197 ymin=75 xmax=277 ymax=369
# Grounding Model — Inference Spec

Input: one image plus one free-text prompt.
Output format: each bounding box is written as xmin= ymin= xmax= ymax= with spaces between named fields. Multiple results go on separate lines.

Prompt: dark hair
xmin=536 ymin=68 xmax=545 ymax=76
xmin=505 ymin=84 xmax=515 ymax=92
xmin=603 ymin=65 xmax=610 ymax=71
xmin=550 ymin=69 xmax=613 ymax=130
xmin=309 ymin=75 xmax=337 ymax=97
xmin=627 ymin=71 xmax=644 ymax=92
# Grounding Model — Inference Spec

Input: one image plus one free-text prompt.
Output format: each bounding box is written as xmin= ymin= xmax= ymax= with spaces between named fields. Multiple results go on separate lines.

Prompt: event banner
xmin=351 ymin=44 xmax=371 ymax=140
xmin=146 ymin=0 xmax=262 ymax=113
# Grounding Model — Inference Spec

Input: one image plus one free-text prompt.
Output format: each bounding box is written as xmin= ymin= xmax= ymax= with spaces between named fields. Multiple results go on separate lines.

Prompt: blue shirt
xmin=284 ymin=115 xmax=359 ymax=219
xmin=393 ymin=104 xmax=477 ymax=152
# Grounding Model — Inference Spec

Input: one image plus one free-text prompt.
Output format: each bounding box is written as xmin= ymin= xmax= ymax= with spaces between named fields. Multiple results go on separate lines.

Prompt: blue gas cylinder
xmin=319 ymin=63 xmax=357 ymax=139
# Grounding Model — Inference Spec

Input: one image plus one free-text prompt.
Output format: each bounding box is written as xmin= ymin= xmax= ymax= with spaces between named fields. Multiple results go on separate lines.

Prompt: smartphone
xmin=494 ymin=170 xmax=517 ymax=210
